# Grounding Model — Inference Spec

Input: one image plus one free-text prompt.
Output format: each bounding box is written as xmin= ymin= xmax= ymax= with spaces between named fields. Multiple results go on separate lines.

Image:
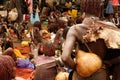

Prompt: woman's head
xmin=76 ymin=16 xmax=84 ymax=24
xmin=0 ymin=55 xmax=16 ymax=80
xmin=80 ymin=0 xmax=102 ymax=17
xmin=33 ymin=21 xmax=41 ymax=30
xmin=3 ymin=47 xmax=17 ymax=61
xmin=68 ymin=17 xmax=75 ymax=26
xmin=114 ymin=12 xmax=119 ymax=18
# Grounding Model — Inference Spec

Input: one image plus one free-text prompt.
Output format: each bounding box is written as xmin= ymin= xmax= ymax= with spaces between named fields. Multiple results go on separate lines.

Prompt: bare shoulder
xmin=69 ymin=24 xmax=81 ymax=33
xmin=69 ymin=24 xmax=84 ymax=33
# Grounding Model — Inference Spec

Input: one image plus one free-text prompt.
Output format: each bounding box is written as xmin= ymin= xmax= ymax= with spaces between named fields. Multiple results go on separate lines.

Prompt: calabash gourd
xmin=76 ymin=50 xmax=102 ymax=77
xmin=21 ymin=41 xmax=29 ymax=47
xmin=55 ymin=72 xmax=69 ymax=80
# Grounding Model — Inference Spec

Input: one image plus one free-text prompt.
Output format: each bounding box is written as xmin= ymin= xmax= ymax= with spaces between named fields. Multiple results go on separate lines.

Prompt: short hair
xmin=80 ymin=0 xmax=102 ymax=17
xmin=68 ymin=18 xmax=75 ymax=26
xmin=33 ymin=21 xmax=41 ymax=29
xmin=76 ymin=16 xmax=83 ymax=24
xmin=0 ymin=55 xmax=15 ymax=80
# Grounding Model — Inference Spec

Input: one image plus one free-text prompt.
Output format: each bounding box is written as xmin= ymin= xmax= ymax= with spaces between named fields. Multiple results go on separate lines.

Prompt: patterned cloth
xmin=40 ymin=41 xmax=55 ymax=56
xmin=17 ymin=58 xmax=35 ymax=69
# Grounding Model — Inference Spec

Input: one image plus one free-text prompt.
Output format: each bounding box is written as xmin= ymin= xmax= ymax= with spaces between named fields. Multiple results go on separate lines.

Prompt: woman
xmin=0 ymin=55 xmax=16 ymax=80
xmin=30 ymin=21 xmax=42 ymax=46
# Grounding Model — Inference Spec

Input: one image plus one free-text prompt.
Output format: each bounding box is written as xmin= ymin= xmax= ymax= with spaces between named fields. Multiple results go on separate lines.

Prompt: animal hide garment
xmin=83 ymin=21 xmax=120 ymax=49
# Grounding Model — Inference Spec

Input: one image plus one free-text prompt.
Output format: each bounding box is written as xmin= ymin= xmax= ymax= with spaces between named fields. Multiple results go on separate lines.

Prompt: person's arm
xmin=61 ymin=27 xmax=76 ymax=69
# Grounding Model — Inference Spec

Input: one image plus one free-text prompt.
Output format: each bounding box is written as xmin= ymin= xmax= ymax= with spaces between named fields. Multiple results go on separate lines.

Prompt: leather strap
xmin=75 ymin=25 xmax=92 ymax=53
xmin=68 ymin=70 xmax=74 ymax=80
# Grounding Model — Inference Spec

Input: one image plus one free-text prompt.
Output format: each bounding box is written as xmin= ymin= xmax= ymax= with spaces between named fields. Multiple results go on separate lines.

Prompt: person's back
xmin=61 ymin=16 xmax=108 ymax=80
xmin=60 ymin=0 xmax=110 ymax=79
xmin=71 ymin=25 xmax=107 ymax=59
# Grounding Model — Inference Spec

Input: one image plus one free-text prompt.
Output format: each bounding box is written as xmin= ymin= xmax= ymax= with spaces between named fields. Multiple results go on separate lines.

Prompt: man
xmin=60 ymin=16 xmax=108 ymax=80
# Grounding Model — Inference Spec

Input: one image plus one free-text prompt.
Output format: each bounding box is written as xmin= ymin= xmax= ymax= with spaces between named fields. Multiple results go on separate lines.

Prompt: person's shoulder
xmin=67 ymin=24 xmax=81 ymax=34
xmin=70 ymin=24 xmax=81 ymax=29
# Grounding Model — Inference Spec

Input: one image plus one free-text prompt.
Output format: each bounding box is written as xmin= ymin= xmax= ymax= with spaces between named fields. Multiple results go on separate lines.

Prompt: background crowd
xmin=0 ymin=0 xmax=120 ymax=80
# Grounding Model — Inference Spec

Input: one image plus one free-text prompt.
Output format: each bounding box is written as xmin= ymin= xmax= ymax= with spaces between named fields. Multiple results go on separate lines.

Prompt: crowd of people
xmin=0 ymin=0 xmax=120 ymax=80
xmin=105 ymin=12 xmax=120 ymax=28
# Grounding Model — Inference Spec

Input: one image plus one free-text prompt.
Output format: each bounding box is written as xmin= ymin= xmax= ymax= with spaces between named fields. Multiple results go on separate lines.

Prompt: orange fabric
xmin=14 ymin=49 xmax=26 ymax=59
xmin=16 ymin=68 xmax=34 ymax=80
xmin=14 ymin=46 xmax=31 ymax=54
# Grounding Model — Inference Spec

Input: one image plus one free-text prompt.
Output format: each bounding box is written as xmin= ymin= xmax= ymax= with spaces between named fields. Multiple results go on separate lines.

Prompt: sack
xmin=8 ymin=8 xmax=18 ymax=21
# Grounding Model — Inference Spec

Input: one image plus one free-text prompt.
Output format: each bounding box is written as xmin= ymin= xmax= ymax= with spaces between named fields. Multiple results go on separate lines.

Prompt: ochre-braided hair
xmin=0 ymin=55 xmax=16 ymax=80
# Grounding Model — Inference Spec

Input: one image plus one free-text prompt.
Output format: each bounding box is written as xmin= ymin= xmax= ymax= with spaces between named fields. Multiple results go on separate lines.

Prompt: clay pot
xmin=55 ymin=72 xmax=69 ymax=80
xmin=76 ymin=50 xmax=102 ymax=77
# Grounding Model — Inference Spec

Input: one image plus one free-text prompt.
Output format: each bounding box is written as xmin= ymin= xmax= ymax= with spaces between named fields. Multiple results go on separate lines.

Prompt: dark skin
xmin=61 ymin=16 xmax=109 ymax=80
xmin=61 ymin=16 xmax=97 ymax=69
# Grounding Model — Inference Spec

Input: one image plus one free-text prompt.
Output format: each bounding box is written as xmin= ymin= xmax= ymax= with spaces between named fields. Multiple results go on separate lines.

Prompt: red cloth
xmin=112 ymin=0 xmax=119 ymax=6
xmin=16 ymin=68 xmax=34 ymax=80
